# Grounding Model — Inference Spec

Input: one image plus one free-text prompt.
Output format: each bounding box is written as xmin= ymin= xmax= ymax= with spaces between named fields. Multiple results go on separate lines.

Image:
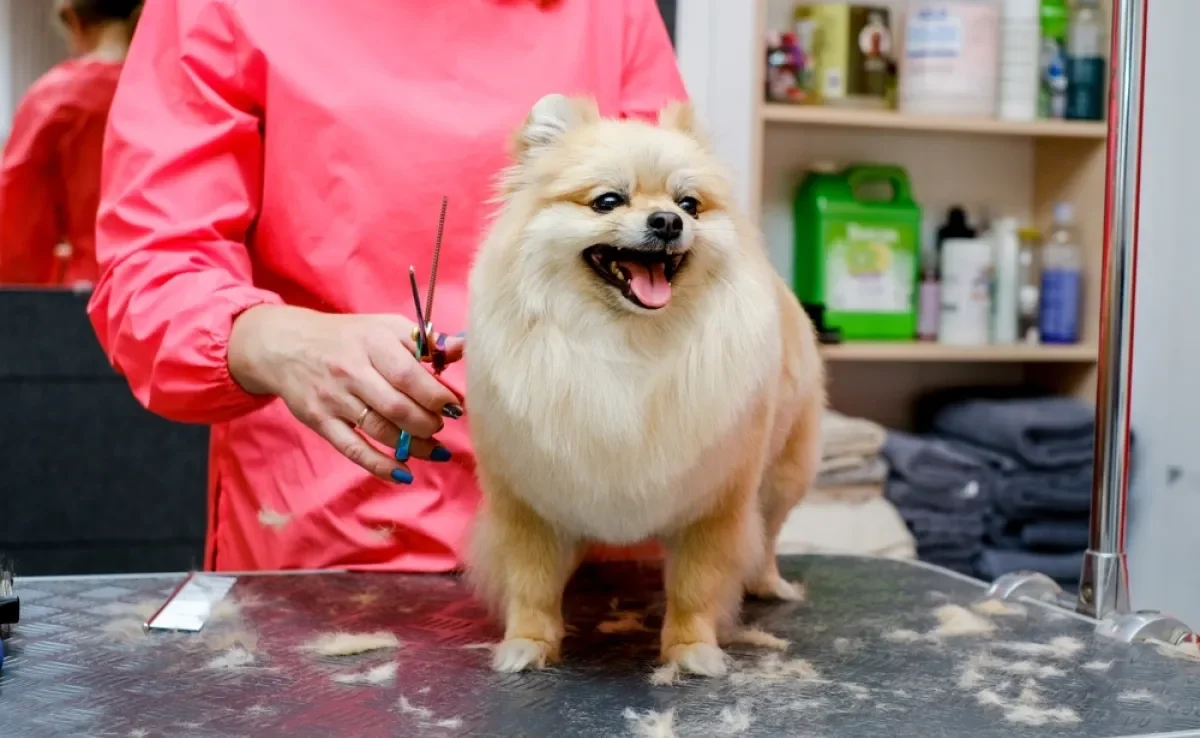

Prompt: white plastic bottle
xmin=1039 ymin=203 xmax=1083 ymax=344
xmin=900 ymin=0 xmax=1001 ymax=118
xmin=998 ymin=0 xmax=1040 ymax=121
xmin=940 ymin=236 xmax=994 ymax=346
xmin=989 ymin=217 xmax=1021 ymax=343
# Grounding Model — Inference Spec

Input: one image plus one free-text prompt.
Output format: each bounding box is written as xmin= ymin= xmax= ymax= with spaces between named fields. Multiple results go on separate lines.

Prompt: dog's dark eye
xmin=590 ymin=192 xmax=626 ymax=214
xmin=677 ymin=196 xmax=700 ymax=217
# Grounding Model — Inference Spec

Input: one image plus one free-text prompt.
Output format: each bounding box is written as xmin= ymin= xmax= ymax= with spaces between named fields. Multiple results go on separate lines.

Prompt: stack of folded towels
xmin=777 ymin=410 xmax=916 ymax=559
xmin=881 ymin=431 xmax=992 ymax=575
xmin=930 ymin=396 xmax=1097 ymax=587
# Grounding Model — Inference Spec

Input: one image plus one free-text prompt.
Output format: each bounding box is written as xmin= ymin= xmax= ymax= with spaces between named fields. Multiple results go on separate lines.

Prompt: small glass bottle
xmin=1016 ymin=227 xmax=1042 ymax=344
xmin=917 ymin=258 xmax=940 ymax=342
xmin=1066 ymin=0 xmax=1106 ymax=121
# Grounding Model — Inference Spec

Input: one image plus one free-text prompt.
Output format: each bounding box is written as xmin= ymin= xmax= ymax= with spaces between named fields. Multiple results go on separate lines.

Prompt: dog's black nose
xmin=647 ymin=211 xmax=684 ymax=243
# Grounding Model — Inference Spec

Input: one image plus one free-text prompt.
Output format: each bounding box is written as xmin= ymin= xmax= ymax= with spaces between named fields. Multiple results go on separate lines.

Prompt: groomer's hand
xmin=227 ymin=305 xmax=465 ymax=483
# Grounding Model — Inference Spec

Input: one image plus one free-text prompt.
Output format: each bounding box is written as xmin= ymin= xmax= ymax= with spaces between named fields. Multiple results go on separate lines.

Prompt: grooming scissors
xmin=395 ymin=197 xmax=453 ymax=464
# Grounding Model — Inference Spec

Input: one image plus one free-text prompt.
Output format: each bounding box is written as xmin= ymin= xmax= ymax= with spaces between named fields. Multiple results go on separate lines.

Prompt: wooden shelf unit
xmin=763 ymin=104 xmax=1109 ymax=140
xmin=819 ymin=343 xmax=1099 ymax=364
xmin=755 ymin=0 xmax=1109 ymax=429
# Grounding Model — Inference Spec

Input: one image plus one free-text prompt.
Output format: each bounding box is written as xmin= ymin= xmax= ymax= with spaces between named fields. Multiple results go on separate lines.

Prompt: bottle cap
xmin=940 ymin=206 xmax=976 ymax=239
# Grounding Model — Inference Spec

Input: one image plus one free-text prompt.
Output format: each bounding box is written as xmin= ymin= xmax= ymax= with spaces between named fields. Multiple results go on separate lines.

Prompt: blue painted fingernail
xmin=395 ymin=432 xmax=412 ymax=462
xmin=436 ymin=333 xmax=448 ymax=349
xmin=431 ymin=446 xmax=452 ymax=462
xmin=391 ymin=468 xmax=413 ymax=484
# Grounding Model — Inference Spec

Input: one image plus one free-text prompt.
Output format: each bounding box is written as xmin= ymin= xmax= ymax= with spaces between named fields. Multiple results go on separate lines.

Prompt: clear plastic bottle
xmin=989 ymin=217 xmax=1021 ymax=344
xmin=1039 ymin=203 xmax=1083 ymax=344
xmin=1065 ymin=0 xmax=1106 ymax=120
xmin=1016 ymin=227 xmax=1042 ymax=343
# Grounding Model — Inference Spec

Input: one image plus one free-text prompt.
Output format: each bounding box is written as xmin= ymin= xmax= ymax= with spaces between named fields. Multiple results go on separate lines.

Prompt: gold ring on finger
xmin=355 ymin=407 xmax=371 ymax=429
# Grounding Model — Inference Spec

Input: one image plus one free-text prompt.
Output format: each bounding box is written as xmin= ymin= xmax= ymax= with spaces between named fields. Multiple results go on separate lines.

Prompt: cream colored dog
xmin=465 ymin=94 xmax=825 ymax=677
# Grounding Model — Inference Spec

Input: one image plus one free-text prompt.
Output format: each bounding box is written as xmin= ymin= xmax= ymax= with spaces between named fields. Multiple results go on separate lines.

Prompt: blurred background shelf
xmin=819 ymin=342 xmax=1098 ymax=363
xmin=754 ymin=0 xmax=1110 ymax=429
xmin=762 ymin=104 xmax=1109 ymax=140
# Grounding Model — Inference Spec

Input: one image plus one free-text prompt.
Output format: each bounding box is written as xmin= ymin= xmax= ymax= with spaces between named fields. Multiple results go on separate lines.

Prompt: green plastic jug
xmin=793 ymin=164 xmax=922 ymax=341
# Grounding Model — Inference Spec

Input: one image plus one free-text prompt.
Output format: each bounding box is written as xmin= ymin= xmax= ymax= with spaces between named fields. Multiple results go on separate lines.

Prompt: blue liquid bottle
xmin=1039 ymin=202 xmax=1083 ymax=344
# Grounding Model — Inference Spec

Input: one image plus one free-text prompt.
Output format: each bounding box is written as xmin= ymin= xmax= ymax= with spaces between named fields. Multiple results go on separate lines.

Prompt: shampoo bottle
xmin=1039 ymin=203 xmax=1083 ymax=344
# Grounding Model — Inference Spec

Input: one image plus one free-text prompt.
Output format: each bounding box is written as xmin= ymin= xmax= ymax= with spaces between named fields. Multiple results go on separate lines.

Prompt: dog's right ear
xmin=513 ymin=94 xmax=600 ymax=159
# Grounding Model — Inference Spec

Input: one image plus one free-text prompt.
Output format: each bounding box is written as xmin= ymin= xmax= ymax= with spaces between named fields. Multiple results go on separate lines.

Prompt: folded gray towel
xmin=993 ymin=466 xmax=1093 ymax=518
xmin=883 ymin=431 xmax=992 ymax=491
xmin=932 ymin=396 xmax=1095 ymax=469
xmin=935 ymin=435 xmax=1023 ymax=474
xmin=896 ymin=506 xmax=985 ymax=552
xmin=886 ymin=477 xmax=988 ymax=514
xmin=986 ymin=513 xmax=1090 ymax=551
xmin=1023 ymin=519 xmax=1090 ymax=550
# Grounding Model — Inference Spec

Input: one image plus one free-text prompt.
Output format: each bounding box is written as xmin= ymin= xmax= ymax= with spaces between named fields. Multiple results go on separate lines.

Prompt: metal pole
xmin=1077 ymin=0 xmax=1146 ymax=620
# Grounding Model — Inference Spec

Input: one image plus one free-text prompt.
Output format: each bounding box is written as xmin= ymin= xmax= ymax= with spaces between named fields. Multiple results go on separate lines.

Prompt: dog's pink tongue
xmin=620 ymin=260 xmax=672 ymax=308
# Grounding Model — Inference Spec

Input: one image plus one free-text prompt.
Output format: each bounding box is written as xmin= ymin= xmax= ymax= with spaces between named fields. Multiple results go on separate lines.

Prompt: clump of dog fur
xmin=465 ymin=93 xmax=825 ymax=678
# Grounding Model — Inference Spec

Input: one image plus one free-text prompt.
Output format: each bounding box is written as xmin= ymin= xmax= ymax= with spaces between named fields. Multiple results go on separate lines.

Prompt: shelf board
xmin=819 ymin=342 xmax=1098 ymax=363
xmin=762 ymin=104 xmax=1108 ymax=139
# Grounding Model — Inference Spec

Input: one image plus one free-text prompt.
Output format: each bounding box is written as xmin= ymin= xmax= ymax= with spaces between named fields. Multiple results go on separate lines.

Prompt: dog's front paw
xmin=663 ymin=642 xmax=728 ymax=677
xmin=746 ymin=576 xmax=806 ymax=602
xmin=491 ymin=637 xmax=557 ymax=673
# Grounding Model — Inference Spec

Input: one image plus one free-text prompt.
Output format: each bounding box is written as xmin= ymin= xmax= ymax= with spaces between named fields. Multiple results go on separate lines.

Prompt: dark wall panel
xmin=658 ymin=0 xmax=677 ymax=45
xmin=0 ymin=290 xmax=208 ymax=576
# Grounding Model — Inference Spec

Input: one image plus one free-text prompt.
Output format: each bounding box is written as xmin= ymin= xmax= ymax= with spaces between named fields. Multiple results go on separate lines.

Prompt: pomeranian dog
xmin=465 ymin=94 xmax=824 ymax=677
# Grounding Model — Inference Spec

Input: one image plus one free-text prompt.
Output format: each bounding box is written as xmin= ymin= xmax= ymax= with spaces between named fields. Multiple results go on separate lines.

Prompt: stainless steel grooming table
xmin=2 ymin=555 xmax=1200 ymax=738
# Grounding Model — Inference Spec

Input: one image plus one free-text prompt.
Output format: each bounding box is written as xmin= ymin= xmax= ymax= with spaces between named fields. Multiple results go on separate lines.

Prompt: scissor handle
xmin=410 ymin=323 xmax=447 ymax=374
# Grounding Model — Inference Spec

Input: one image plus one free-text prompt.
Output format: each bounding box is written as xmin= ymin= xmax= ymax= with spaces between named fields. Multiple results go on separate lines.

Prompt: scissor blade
xmin=409 ymin=266 xmax=431 ymax=358
xmin=424 ymin=196 xmax=448 ymax=328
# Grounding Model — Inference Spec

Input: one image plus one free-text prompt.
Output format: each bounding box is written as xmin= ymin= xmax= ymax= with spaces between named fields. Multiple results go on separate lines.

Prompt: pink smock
xmin=0 ymin=58 xmax=122 ymax=286
xmin=87 ymin=0 xmax=687 ymax=572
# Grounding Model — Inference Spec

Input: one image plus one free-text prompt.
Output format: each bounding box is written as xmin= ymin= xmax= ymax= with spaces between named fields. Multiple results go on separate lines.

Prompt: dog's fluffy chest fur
xmin=468 ymin=270 xmax=780 ymax=544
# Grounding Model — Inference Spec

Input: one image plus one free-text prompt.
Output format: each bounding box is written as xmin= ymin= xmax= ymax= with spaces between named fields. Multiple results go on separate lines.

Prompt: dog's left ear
xmin=658 ymin=100 xmax=709 ymax=145
xmin=514 ymin=94 xmax=600 ymax=159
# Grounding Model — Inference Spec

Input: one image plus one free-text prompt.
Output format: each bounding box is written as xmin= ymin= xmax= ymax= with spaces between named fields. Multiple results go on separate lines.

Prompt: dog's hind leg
xmin=468 ymin=484 xmax=583 ymax=673
xmin=745 ymin=396 xmax=822 ymax=602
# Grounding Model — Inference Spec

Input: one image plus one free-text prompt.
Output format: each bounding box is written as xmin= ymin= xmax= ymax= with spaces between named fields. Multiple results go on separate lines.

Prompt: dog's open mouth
xmin=582 ymin=245 xmax=688 ymax=310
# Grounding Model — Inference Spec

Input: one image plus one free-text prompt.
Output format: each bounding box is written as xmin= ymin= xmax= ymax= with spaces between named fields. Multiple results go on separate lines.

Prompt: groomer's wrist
xmin=228 ymin=303 xmax=299 ymax=396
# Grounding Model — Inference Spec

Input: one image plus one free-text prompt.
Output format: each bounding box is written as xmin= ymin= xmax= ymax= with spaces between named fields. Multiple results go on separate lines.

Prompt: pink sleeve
xmin=0 ymin=88 xmax=62 ymax=284
xmin=619 ymin=0 xmax=689 ymax=122
xmin=87 ymin=0 xmax=283 ymax=424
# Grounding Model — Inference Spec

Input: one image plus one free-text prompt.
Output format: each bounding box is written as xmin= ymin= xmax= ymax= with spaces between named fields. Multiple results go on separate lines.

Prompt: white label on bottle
xmin=902 ymin=2 xmax=1000 ymax=114
xmin=824 ymin=67 xmax=844 ymax=97
xmin=906 ymin=7 xmax=965 ymax=59
xmin=939 ymin=238 xmax=993 ymax=345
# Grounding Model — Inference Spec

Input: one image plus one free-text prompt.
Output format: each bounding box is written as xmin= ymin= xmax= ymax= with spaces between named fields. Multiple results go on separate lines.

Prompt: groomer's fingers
xmin=405 ymin=435 xmax=451 ymax=462
xmin=353 ymin=404 xmax=403 ymax=448
xmin=351 ymin=370 xmax=444 ymax=439
xmin=366 ymin=340 xmax=461 ymax=416
xmin=375 ymin=316 xmax=466 ymax=366
xmin=433 ymin=332 xmax=466 ymax=364
xmin=317 ymin=416 xmax=412 ymax=483
xmin=352 ymin=405 xmax=450 ymax=461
